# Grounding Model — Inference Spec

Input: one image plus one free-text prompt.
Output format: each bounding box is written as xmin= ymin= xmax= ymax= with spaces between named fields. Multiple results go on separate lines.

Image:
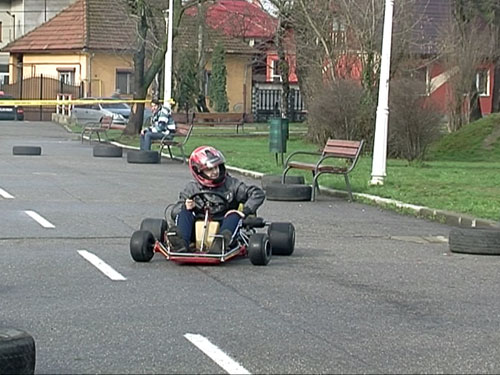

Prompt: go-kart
xmin=130 ymin=190 xmax=295 ymax=266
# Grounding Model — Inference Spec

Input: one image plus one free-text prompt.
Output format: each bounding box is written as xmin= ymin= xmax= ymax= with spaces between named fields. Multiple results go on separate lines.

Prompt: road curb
xmin=226 ymin=166 xmax=499 ymax=230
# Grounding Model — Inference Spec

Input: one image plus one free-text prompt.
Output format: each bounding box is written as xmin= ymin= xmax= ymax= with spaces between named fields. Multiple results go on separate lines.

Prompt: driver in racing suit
xmin=168 ymin=146 xmax=265 ymax=253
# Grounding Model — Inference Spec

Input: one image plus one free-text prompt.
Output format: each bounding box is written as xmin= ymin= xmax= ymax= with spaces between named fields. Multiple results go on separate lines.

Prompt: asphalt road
xmin=1 ymin=120 xmax=500 ymax=374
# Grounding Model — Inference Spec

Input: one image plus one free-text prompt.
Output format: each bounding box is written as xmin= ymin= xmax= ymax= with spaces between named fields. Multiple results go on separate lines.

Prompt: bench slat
xmin=192 ymin=112 xmax=245 ymax=133
xmin=322 ymin=146 xmax=359 ymax=158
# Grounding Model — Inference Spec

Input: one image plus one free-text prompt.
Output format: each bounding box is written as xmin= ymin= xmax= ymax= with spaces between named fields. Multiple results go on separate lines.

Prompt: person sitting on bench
xmin=140 ymin=98 xmax=176 ymax=150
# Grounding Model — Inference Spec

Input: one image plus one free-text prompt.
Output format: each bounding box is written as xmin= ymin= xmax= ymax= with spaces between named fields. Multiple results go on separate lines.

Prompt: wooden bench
xmin=81 ymin=115 xmax=113 ymax=144
xmin=151 ymin=113 xmax=194 ymax=163
xmin=282 ymin=138 xmax=365 ymax=201
xmin=192 ymin=112 xmax=245 ymax=133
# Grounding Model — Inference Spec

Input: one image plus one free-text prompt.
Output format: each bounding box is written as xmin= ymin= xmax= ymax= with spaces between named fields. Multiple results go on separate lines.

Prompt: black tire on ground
xmin=126 ymin=150 xmax=159 ymax=164
xmin=12 ymin=146 xmax=42 ymax=156
xmin=248 ymin=233 xmax=271 ymax=266
xmin=130 ymin=230 xmax=155 ymax=262
xmin=0 ymin=327 xmax=36 ymax=375
xmin=265 ymin=183 xmax=312 ymax=201
xmin=140 ymin=218 xmax=168 ymax=243
xmin=268 ymin=222 xmax=295 ymax=256
xmin=261 ymin=174 xmax=305 ymax=190
xmin=93 ymin=144 xmax=123 ymax=157
xmin=449 ymin=228 xmax=500 ymax=255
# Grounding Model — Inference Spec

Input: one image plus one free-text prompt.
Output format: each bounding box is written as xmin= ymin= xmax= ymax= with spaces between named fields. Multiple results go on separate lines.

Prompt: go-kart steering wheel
xmin=189 ymin=190 xmax=229 ymax=213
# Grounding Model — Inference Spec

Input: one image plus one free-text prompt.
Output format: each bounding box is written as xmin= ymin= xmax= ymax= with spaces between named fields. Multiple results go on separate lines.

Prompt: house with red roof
xmin=186 ymin=0 xmax=303 ymax=121
xmin=0 ymin=0 xmax=259 ymax=119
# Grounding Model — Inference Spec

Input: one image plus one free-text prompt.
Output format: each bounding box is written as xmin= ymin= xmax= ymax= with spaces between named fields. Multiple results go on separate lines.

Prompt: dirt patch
xmin=482 ymin=122 xmax=500 ymax=149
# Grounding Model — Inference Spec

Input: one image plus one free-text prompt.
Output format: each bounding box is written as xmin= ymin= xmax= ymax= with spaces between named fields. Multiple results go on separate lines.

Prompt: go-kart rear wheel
xmin=140 ymin=218 xmax=168 ymax=243
xmin=130 ymin=230 xmax=155 ymax=262
xmin=268 ymin=222 xmax=295 ymax=256
xmin=248 ymin=233 xmax=271 ymax=266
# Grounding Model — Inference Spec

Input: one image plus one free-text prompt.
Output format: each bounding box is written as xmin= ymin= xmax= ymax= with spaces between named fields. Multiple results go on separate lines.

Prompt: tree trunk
xmin=123 ymin=5 xmax=148 ymax=136
xmin=276 ymin=15 xmax=290 ymax=119
xmin=196 ymin=0 xmax=209 ymax=112
xmin=492 ymin=60 xmax=500 ymax=113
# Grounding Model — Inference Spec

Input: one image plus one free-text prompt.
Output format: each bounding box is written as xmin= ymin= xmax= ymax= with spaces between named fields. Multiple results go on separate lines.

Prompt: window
xmin=58 ymin=69 xmax=75 ymax=85
xmin=476 ymin=69 xmax=490 ymax=96
xmin=116 ymin=70 xmax=133 ymax=95
xmin=0 ymin=73 xmax=9 ymax=85
xmin=271 ymin=59 xmax=282 ymax=82
xmin=331 ymin=18 xmax=346 ymax=46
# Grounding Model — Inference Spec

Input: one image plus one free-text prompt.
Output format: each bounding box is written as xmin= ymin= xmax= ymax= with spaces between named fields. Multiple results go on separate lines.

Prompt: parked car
xmin=0 ymin=92 xmax=24 ymax=121
xmin=70 ymin=97 xmax=152 ymax=127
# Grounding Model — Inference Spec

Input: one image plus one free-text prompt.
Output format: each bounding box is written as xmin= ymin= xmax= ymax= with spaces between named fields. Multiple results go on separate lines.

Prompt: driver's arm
xmin=234 ymin=181 xmax=265 ymax=216
xmin=171 ymin=183 xmax=198 ymax=217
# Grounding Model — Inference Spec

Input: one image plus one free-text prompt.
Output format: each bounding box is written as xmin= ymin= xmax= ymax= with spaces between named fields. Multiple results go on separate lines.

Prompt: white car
xmin=71 ymin=98 xmax=152 ymax=126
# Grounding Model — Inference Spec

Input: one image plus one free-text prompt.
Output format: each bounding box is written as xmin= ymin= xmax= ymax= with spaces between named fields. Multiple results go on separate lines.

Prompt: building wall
xmin=8 ymin=51 xmax=134 ymax=98
xmin=89 ymin=53 xmax=133 ymax=97
xmin=21 ymin=53 xmax=86 ymax=81
xmin=0 ymin=0 xmax=77 ymax=83
xmin=24 ymin=0 xmax=77 ymax=34
xmin=427 ymin=62 xmax=494 ymax=115
xmin=205 ymin=54 xmax=253 ymax=114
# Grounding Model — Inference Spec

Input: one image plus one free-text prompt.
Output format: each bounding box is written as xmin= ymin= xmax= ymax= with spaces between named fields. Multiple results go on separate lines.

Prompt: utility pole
xmin=370 ymin=0 xmax=394 ymax=185
xmin=163 ymin=0 xmax=174 ymax=103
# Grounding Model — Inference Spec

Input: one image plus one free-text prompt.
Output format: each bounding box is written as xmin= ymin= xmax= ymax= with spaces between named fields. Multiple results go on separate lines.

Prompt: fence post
xmin=39 ymin=74 xmax=43 ymax=120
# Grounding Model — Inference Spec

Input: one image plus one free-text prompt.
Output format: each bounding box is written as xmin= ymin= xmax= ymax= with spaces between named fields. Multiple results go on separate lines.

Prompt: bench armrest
xmin=284 ymin=150 xmax=322 ymax=167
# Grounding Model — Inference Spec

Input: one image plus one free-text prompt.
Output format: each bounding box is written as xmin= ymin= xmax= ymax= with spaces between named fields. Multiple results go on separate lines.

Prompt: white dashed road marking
xmin=77 ymin=250 xmax=127 ymax=281
xmin=184 ymin=333 xmax=251 ymax=375
xmin=0 ymin=188 xmax=14 ymax=199
xmin=24 ymin=210 xmax=55 ymax=228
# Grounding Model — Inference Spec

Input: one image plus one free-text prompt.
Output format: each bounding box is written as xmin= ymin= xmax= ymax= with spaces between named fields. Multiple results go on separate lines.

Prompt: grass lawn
xmin=72 ymin=114 xmax=500 ymax=222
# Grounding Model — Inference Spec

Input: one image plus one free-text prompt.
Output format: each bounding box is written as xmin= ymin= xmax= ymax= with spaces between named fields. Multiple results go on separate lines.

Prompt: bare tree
xmin=439 ymin=3 xmax=493 ymax=132
xmin=276 ymin=0 xmax=417 ymax=147
xmin=122 ymin=0 xmax=200 ymax=135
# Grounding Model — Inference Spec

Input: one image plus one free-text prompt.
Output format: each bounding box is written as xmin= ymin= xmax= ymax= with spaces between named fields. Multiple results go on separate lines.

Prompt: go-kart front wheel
xmin=268 ymin=222 xmax=295 ymax=256
xmin=248 ymin=233 xmax=271 ymax=266
xmin=140 ymin=218 xmax=168 ymax=243
xmin=130 ymin=230 xmax=155 ymax=262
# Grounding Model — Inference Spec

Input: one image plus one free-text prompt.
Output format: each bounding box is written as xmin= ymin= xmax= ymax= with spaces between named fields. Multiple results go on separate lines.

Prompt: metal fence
xmin=252 ymin=87 xmax=307 ymax=122
xmin=0 ymin=75 xmax=82 ymax=120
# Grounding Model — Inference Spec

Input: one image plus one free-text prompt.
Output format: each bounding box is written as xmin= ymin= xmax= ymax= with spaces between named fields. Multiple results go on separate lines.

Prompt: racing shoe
xmin=166 ymin=226 xmax=187 ymax=252
xmin=209 ymin=230 xmax=232 ymax=254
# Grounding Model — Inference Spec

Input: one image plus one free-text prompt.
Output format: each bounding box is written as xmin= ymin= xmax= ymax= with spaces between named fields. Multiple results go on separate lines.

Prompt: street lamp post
xmin=370 ymin=0 xmax=394 ymax=185
xmin=163 ymin=0 xmax=174 ymax=103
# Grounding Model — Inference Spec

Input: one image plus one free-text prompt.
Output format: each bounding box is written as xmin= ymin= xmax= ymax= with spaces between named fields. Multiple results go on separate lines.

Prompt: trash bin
xmin=269 ymin=117 xmax=288 ymax=153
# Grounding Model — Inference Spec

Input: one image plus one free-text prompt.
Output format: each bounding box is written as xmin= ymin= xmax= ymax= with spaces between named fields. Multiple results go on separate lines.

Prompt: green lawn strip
xmin=65 ymin=120 xmax=500 ymax=221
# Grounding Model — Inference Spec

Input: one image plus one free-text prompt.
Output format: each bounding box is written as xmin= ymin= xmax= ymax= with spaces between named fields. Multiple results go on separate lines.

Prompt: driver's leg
xmin=220 ymin=213 xmax=241 ymax=237
xmin=167 ymin=208 xmax=194 ymax=251
xmin=209 ymin=213 xmax=241 ymax=253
